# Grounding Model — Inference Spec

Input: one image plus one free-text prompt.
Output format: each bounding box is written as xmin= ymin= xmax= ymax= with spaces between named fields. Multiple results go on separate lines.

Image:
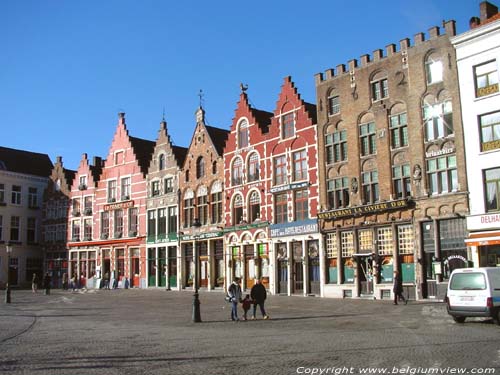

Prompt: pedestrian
xmin=250 ymin=278 xmax=269 ymax=319
xmin=71 ymin=274 xmax=77 ymax=291
xmin=227 ymin=278 xmax=242 ymax=321
xmin=32 ymin=273 xmax=38 ymax=294
xmin=43 ymin=272 xmax=51 ymax=295
xmin=62 ymin=273 xmax=68 ymax=290
xmin=393 ymin=270 xmax=407 ymax=305
xmin=241 ymin=294 xmax=252 ymax=320
xmin=104 ymin=271 xmax=110 ymax=289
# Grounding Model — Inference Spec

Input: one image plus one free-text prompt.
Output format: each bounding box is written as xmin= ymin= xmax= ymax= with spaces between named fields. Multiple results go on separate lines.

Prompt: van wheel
xmin=494 ymin=310 xmax=500 ymax=326
xmin=452 ymin=316 xmax=466 ymax=323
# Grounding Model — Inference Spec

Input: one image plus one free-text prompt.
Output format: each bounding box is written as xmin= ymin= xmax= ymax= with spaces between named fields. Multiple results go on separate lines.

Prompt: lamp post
xmin=192 ymin=218 xmax=202 ymax=322
xmin=5 ymin=242 xmax=12 ymax=304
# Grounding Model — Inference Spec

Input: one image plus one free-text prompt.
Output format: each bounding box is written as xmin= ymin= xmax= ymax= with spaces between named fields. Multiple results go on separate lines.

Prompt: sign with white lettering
xmin=104 ymin=200 xmax=134 ymax=211
xmin=467 ymin=213 xmax=500 ymax=231
xmin=318 ymin=199 xmax=409 ymax=220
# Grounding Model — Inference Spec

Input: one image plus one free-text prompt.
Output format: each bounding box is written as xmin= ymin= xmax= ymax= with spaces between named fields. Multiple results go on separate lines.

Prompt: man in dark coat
xmin=393 ymin=270 xmax=407 ymax=305
xmin=43 ymin=272 xmax=51 ymax=295
xmin=250 ymin=278 xmax=269 ymax=319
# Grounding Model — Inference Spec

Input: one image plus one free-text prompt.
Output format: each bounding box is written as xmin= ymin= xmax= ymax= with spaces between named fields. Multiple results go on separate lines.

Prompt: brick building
xmin=178 ymin=107 xmax=229 ymax=291
xmin=41 ymin=156 xmax=75 ymax=288
xmin=145 ymin=119 xmax=187 ymax=289
xmin=68 ymin=113 xmax=154 ymax=288
xmin=315 ymin=21 xmax=468 ymax=300
xmin=223 ymin=87 xmax=273 ymax=291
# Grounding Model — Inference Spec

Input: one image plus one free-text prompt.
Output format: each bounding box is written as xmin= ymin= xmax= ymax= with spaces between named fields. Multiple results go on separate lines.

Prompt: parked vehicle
xmin=446 ymin=267 xmax=500 ymax=325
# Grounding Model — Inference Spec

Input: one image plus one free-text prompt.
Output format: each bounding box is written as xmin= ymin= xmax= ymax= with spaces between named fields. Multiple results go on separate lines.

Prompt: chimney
xmin=93 ymin=156 xmax=102 ymax=167
xmin=56 ymin=156 xmax=62 ymax=164
xmin=480 ymin=1 xmax=498 ymax=21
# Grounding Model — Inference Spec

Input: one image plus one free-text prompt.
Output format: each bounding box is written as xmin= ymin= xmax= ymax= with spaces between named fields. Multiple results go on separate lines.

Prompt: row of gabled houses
xmin=1 ymin=1 xmax=499 ymax=301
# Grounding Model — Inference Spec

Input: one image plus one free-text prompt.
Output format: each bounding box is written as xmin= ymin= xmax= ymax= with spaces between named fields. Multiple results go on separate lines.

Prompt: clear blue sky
xmin=1 ymin=0 xmax=482 ymax=170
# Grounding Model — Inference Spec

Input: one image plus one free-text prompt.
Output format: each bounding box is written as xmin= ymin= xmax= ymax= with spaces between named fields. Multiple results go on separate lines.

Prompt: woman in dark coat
xmin=393 ymin=270 xmax=407 ymax=305
xmin=250 ymin=278 xmax=269 ymax=319
xmin=43 ymin=272 xmax=51 ymax=295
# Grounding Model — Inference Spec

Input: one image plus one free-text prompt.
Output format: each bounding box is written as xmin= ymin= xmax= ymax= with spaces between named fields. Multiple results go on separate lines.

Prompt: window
xmin=274 ymin=155 xmax=287 ymax=185
xmin=167 ymin=206 xmax=177 ymax=234
xmin=159 ymin=154 xmax=165 ymax=170
xmin=247 ymin=153 xmax=260 ymax=182
xmin=360 ymin=122 xmax=376 ymax=156
xmin=196 ymin=156 xmax=205 ymax=179
xmin=231 ymin=158 xmax=243 ymax=186
xmin=56 ymin=224 xmax=66 ymax=242
xmin=427 ymin=155 xmax=458 ymax=194
xmin=274 ymin=193 xmax=288 ymax=224
xmin=151 ymin=180 xmax=160 ymax=197
xmin=210 ymin=192 xmax=222 ymax=224
xmin=393 ymin=164 xmax=411 ymax=199
xmin=282 ymin=112 xmax=295 ymax=138
xmin=390 ymin=112 xmax=408 ymax=148
xmin=79 ymin=176 xmax=87 ymax=189
xmin=83 ymin=218 xmax=92 ymax=240
xmin=10 ymin=216 xmax=20 ymax=241
xmin=249 ymin=191 xmax=260 ymax=222
xmin=371 ymin=78 xmax=388 ymax=101
xmin=328 ymin=95 xmax=340 ymax=116
xmin=71 ymin=220 xmax=80 ymax=241
xmin=377 ymin=227 xmax=393 ymax=255
xmin=185 ymin=169 xmax=190 ymax=182
xmin=114 ymin=151 xmax=124 ymax=165
xmin=362 ymin=171 xmax=379 ymax=204
xmin=474 ymin=60 xmax=499 ymax=97
xmin=0 ymin=183 xmax=4 ymax=203
xmin=114 ymin=210 xmax=123 ymax=237
xmin=327 ymin=177 xmax=349 ymax=209
xmin=164 ymin=177 xmax=173 ymax=194
xmin=121 ymin=177 xmax=131 ymax=200
xmin=107 ymin=180 xmax=117 ymax=202
xmin=197 ymin=193 xmax=208 ymax=225
xmin=129 ymin=208 xmax=138 ymax=235
xmin=294 ymin=189 xmax=308 ymax=221
xmin=423 ymin=100 xmax=453 ymax=141
xmin=183 ymin=197 xmax=194 ymax=228
xmin=485 ymin=167 xmax=500 ymax=212
xmin=425 ymin=57 xmax=443 ymax=84
xmin=84 ymin=196 xmax=92 ymax=215
xmin=212 ymin=161 xmax=217 ymax=175
xmin=28 ymin=187 xmax=38 ymax=208
xmin=158 ymin=208 xmax=166 ymax=238
xmin=480 ymin=111 xmax=500 ymax=152
xmin=293 ymin=150 xmax=307 ymax=181
xmin=11 ymin=185 xmax=21 ymax=205
xmin=326 ymin=232 xmax=338 ymax=258
xmin=326 ymin=131 xmax=347 ymax=164
xmin=148 ymin=210 xmax=157 ymax=238
xmin=72 ymin=198 xmax=80 ymax=215
xmin=238 ymin=120 xmax=249 ymax=148
xmin=233 ymin=195 xmax=244 ymax=225
xmin=341 ymin=231 xmax=354 ymax=257
xmin=358 ymin=229 xmax=373 ymax=253
xmin=101 ymin=211 xmax=109 ymax=238
xmin=27 ymin=217 xmax=36 ymax=243
xmin=398 ymin=225 xmax=414 ymax=254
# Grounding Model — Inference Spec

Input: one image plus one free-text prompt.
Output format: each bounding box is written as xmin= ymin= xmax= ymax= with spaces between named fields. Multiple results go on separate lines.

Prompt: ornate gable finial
xmin=240 ymin=83 xmax=248 ymax=93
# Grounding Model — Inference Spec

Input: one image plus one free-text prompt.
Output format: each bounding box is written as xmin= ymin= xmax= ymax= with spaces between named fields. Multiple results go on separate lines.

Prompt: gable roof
xmin=0 ymin=146 xmax=53 ymax=178
xmin=129 ymin=136 xmax=156 ymax=176
xmin=205 ymin=125 xmax=230 ymax=156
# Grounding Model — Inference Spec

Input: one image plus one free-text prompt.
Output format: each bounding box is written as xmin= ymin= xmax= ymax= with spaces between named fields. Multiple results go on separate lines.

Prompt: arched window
xmin=196 ymin=156 xmax=205 ymax=179
xmin=233 ymin=195 xmax=244 ymax=225
xmin=212 ymin=161 xmax=217 ymax=175
xmin=249 ymin=191 xmax=261 ymax=222
xmin=232 ymin=157 xmax=243 ymax=186
xmin=238 ymin=120 xmax=249 ymax=148
xmin=425 ymin=53 xmax=443 ymax=85
xmin=159 ymin=154 xmax=165 ymax=171
xmin=247 ymin=153 xmax=260 ymax=182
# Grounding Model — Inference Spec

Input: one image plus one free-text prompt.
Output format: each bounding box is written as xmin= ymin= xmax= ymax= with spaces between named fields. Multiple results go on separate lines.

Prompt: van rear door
xmin=448 ymin=271 xmax=488 ymax=308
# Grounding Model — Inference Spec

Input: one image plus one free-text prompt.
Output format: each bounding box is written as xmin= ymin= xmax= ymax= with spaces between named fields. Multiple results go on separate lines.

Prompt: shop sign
xmin=269 ymin=181 xmax=309 ymax=193
xmin=104 ymin=200 xmax=134 ymax=211
xmin=318 ymin=199 xmax=409 ymax=220
xmin=425 ymin=147 xmax=455 ymax=158
xmin=467 ymin=213 xmax=500 ymax=231
xmin=181 ymin=231 xmax=223 ymax=241
xmin=270 ymin=220 xmax=318 ymax=237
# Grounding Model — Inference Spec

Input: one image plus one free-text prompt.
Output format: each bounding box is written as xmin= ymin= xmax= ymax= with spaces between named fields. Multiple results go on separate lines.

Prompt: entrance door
xmin=168 ymin=247 xmax=177 ymax=288
xmin=359 ymin=256 xmax=374 ymax=295
xmin=245 ymin=257 xmax=255 ymax=290
xmin=200 ymin=258 xmax=208 ymax=288
xmin=8 ymin=262 xmax=18 ymax=286
xmin=308 ymin=257 xmax=320 ymax=295
xmin=148 ymin=248 xmax=157 ymax=287
xmin=278 ymin=260 xmax=288 ymax=294
xmin=293 ymin=261 xmax=303 ymax=294
xmin=131 ymin=257 xmax=140 ymax=288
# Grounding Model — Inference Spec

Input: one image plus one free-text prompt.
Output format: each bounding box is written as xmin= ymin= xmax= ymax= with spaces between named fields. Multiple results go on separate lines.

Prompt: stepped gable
xmin=172 ymin=145 xmax=188 ymax=168
xmin=205 ymin=125 xmax=230 ymax=156
xmin=89 ymin=156 xmax=103 ymax=183
xmin=129 ymin=135 xmax=155 ymax=176
xmin=0 ymin=146 xmax=53 ymax=177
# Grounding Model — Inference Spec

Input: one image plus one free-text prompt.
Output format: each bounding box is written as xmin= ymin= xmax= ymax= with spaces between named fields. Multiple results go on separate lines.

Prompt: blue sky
xmin=1 ymin=0 xmax=481 ymax=170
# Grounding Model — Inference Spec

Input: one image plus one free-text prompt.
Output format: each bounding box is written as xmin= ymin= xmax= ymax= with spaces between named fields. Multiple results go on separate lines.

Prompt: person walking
xmin=227 ymin=278 xmax=242 ymax=321
xmin=62 ymin=273 xmax=68 ymax=290
xmin=103 ymin=271 xmax=110 ymax=290
xmin=32 ymin=273 xmax=38 ymax=294
xmin=241 ymin=294 xmax=252 ymax=321
xmin=393 ymin=270 xmax=407 ymax=305
xmin=43 ymin=272 xmax=51 ymax=295
xmin=250 ymin=278 xmax=269 ymax=319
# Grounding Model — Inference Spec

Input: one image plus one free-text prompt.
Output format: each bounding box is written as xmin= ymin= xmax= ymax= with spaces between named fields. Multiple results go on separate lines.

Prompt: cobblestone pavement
xmin=0 ymin=288 xmax=499 ymax=375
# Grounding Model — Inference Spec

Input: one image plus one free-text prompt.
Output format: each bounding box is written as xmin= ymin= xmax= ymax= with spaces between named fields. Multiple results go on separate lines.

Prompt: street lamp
xmin=5 ymin=242 xmax=12 ymax=304
xmin=192 ymin=218 xmax=202 ymax=322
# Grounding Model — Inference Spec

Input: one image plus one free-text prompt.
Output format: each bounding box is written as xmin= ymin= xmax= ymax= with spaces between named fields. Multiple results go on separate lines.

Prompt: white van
xmin=446 ymin=267 xmax=500 ymax=325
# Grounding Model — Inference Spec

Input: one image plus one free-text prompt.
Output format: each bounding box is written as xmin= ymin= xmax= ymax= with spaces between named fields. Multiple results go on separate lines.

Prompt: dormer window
xmin=238 ymin=120 xmax=249 ymax=148
xmin=282 ymin=112 xmax=295 ymax=138
xmin=159 ymin=154 xmax=165 ymax=171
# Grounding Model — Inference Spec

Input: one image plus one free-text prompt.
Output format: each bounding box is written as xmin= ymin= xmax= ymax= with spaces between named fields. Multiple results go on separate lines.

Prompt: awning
xmin=465 ymin=231 xmax=500 ymax=247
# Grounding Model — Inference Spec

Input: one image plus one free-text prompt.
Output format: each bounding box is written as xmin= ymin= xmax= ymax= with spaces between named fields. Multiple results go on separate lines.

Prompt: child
xmin=241 ymin=294 xmax=252 ymax=320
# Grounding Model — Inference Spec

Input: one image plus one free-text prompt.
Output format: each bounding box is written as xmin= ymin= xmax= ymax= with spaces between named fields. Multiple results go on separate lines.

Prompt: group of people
xmin=227 ymin=278 xmax=269 ymax=321
xmin=31 ymin=272 xmax=52 ymax=295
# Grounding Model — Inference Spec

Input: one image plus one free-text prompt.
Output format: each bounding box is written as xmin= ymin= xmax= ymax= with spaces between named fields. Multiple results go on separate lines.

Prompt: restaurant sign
xmin=104 ymin=200 xmax=134 ymax=211
xmin=318 ymin=199 xmax=409 ymax=220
